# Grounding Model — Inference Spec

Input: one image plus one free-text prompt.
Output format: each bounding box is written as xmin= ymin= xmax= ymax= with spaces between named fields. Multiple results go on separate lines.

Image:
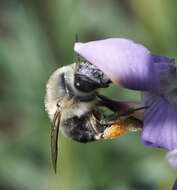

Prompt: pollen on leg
xmin=103 ymin=120 xmax=126 ymax=139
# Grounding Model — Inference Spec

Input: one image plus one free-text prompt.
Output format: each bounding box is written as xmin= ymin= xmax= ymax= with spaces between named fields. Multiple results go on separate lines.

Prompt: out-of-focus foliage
xmin=0 ymin=0 xmax=176 ymax=190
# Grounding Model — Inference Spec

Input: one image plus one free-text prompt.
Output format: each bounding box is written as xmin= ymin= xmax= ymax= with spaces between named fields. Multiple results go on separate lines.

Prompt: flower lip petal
xmin=141 ymin=93 xmax=177 ymax=151
xmin=172 ymin=179 xmax=177 ymax=190
xmin=74 ymin=38 xmax=158 ymax=92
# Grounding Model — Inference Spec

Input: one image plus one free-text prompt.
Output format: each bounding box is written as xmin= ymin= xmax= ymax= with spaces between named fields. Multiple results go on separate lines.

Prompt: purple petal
xmin=160 ymin=63 xmax=177 ymax=108
xmin=166 ymin=149 xmax=177 ymax=169
xmin=152 ymin=56 xmax=176 ymax=95
xmin=172 ymin=179 xmax=177 ymax=190
xmin=141 ymin=93 xmax=177 ymax=151
xmin=74 ymin=38 xmax=159 ymax=92
xmin=152 ymin=54 xmax=175 ymax=64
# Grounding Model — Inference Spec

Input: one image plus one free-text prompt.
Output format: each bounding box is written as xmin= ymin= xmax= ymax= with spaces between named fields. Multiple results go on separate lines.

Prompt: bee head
xmin=74 ymin=61 xmax=111 ymax=92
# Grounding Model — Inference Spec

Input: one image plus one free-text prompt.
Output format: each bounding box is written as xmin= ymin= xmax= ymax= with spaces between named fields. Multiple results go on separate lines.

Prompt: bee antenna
xmin=75 ymin=33 xmax=81 ymax=63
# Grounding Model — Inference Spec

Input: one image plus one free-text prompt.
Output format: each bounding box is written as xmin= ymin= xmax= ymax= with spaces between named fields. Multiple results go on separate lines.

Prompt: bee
xmin=44 ymin=60 xmax=145 ymax=173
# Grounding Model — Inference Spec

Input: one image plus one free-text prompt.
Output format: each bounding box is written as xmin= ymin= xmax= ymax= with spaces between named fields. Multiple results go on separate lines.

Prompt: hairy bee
xmin=45 ymin=61 xmax=144 ymax=173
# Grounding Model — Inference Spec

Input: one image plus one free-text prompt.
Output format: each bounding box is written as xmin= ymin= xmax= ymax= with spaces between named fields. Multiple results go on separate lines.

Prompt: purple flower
xmin=74 ymin=38 xmax=177 ymax=168
xmin=172 ymin=179 xmax=177 ymax=190
xmin=141 ymin=58 xmax=177 ymax=151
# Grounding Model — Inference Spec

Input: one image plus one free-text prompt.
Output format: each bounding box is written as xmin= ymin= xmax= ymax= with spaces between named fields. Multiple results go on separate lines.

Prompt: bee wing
xmin=51 ymin=110 xmax=61 ymax=173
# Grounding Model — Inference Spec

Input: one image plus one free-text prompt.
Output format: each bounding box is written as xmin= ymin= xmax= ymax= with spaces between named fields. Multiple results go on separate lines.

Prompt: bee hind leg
xmin=88 ymin=113 xmax=127 ymax=140
xmin=102 ymin=116 xmax=143 ymax=139
xmin=89 ymin=110 xmax=143 ymax=140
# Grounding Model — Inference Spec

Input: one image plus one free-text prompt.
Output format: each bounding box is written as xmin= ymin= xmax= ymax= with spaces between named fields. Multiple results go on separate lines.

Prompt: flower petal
xmin=141 ymin=92 xmax=177 ymax=150
xmin=152 ymin=56 xmax=176 ymax=95
xmin=172 ymin=179 xmax=177 ymax=190
xmin=162 ymin=64 xmax=177 ymax=108
xmin=74 ymin=38 xmax=158 ymax=92
xmin=152 ymin=54 xmax=175 ymax=64
xmin=166 ymin=149 xmax=177 ymax=169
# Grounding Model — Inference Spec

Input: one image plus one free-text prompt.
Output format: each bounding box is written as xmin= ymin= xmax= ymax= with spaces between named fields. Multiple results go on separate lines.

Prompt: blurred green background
xmin=0 ymin=0 xmax=176 ymax=190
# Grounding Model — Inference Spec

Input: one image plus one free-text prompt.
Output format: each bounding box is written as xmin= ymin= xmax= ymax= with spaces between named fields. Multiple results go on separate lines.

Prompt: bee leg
xmin=99 ymin=105 xmax=147 ymax=126
xmin=122 ymin=116 xmax=143 ymax=131
xmin=89 ymin=114 xmax=101 ymax=134
xmin=89 ymin=109 xmax=144 ymax=140
xmin=102 ymin=116 xmax=142 ymax=139
xmin=98 ymin=107 xmax=144 ymax=139
xmin=97 ymin=94 xmax=148 ymax=113
xmin=96 ymin=94 xmax=119 ymax=112
xmin=87 ymin=113 xmax=106 ymax=140
xmin=87 ymin=113 xmax=124 ymax=140
xmin=102 ymin=121 xmax=127 ymax=139
xmin=88 ymin=113 xmax=131 ymax=140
